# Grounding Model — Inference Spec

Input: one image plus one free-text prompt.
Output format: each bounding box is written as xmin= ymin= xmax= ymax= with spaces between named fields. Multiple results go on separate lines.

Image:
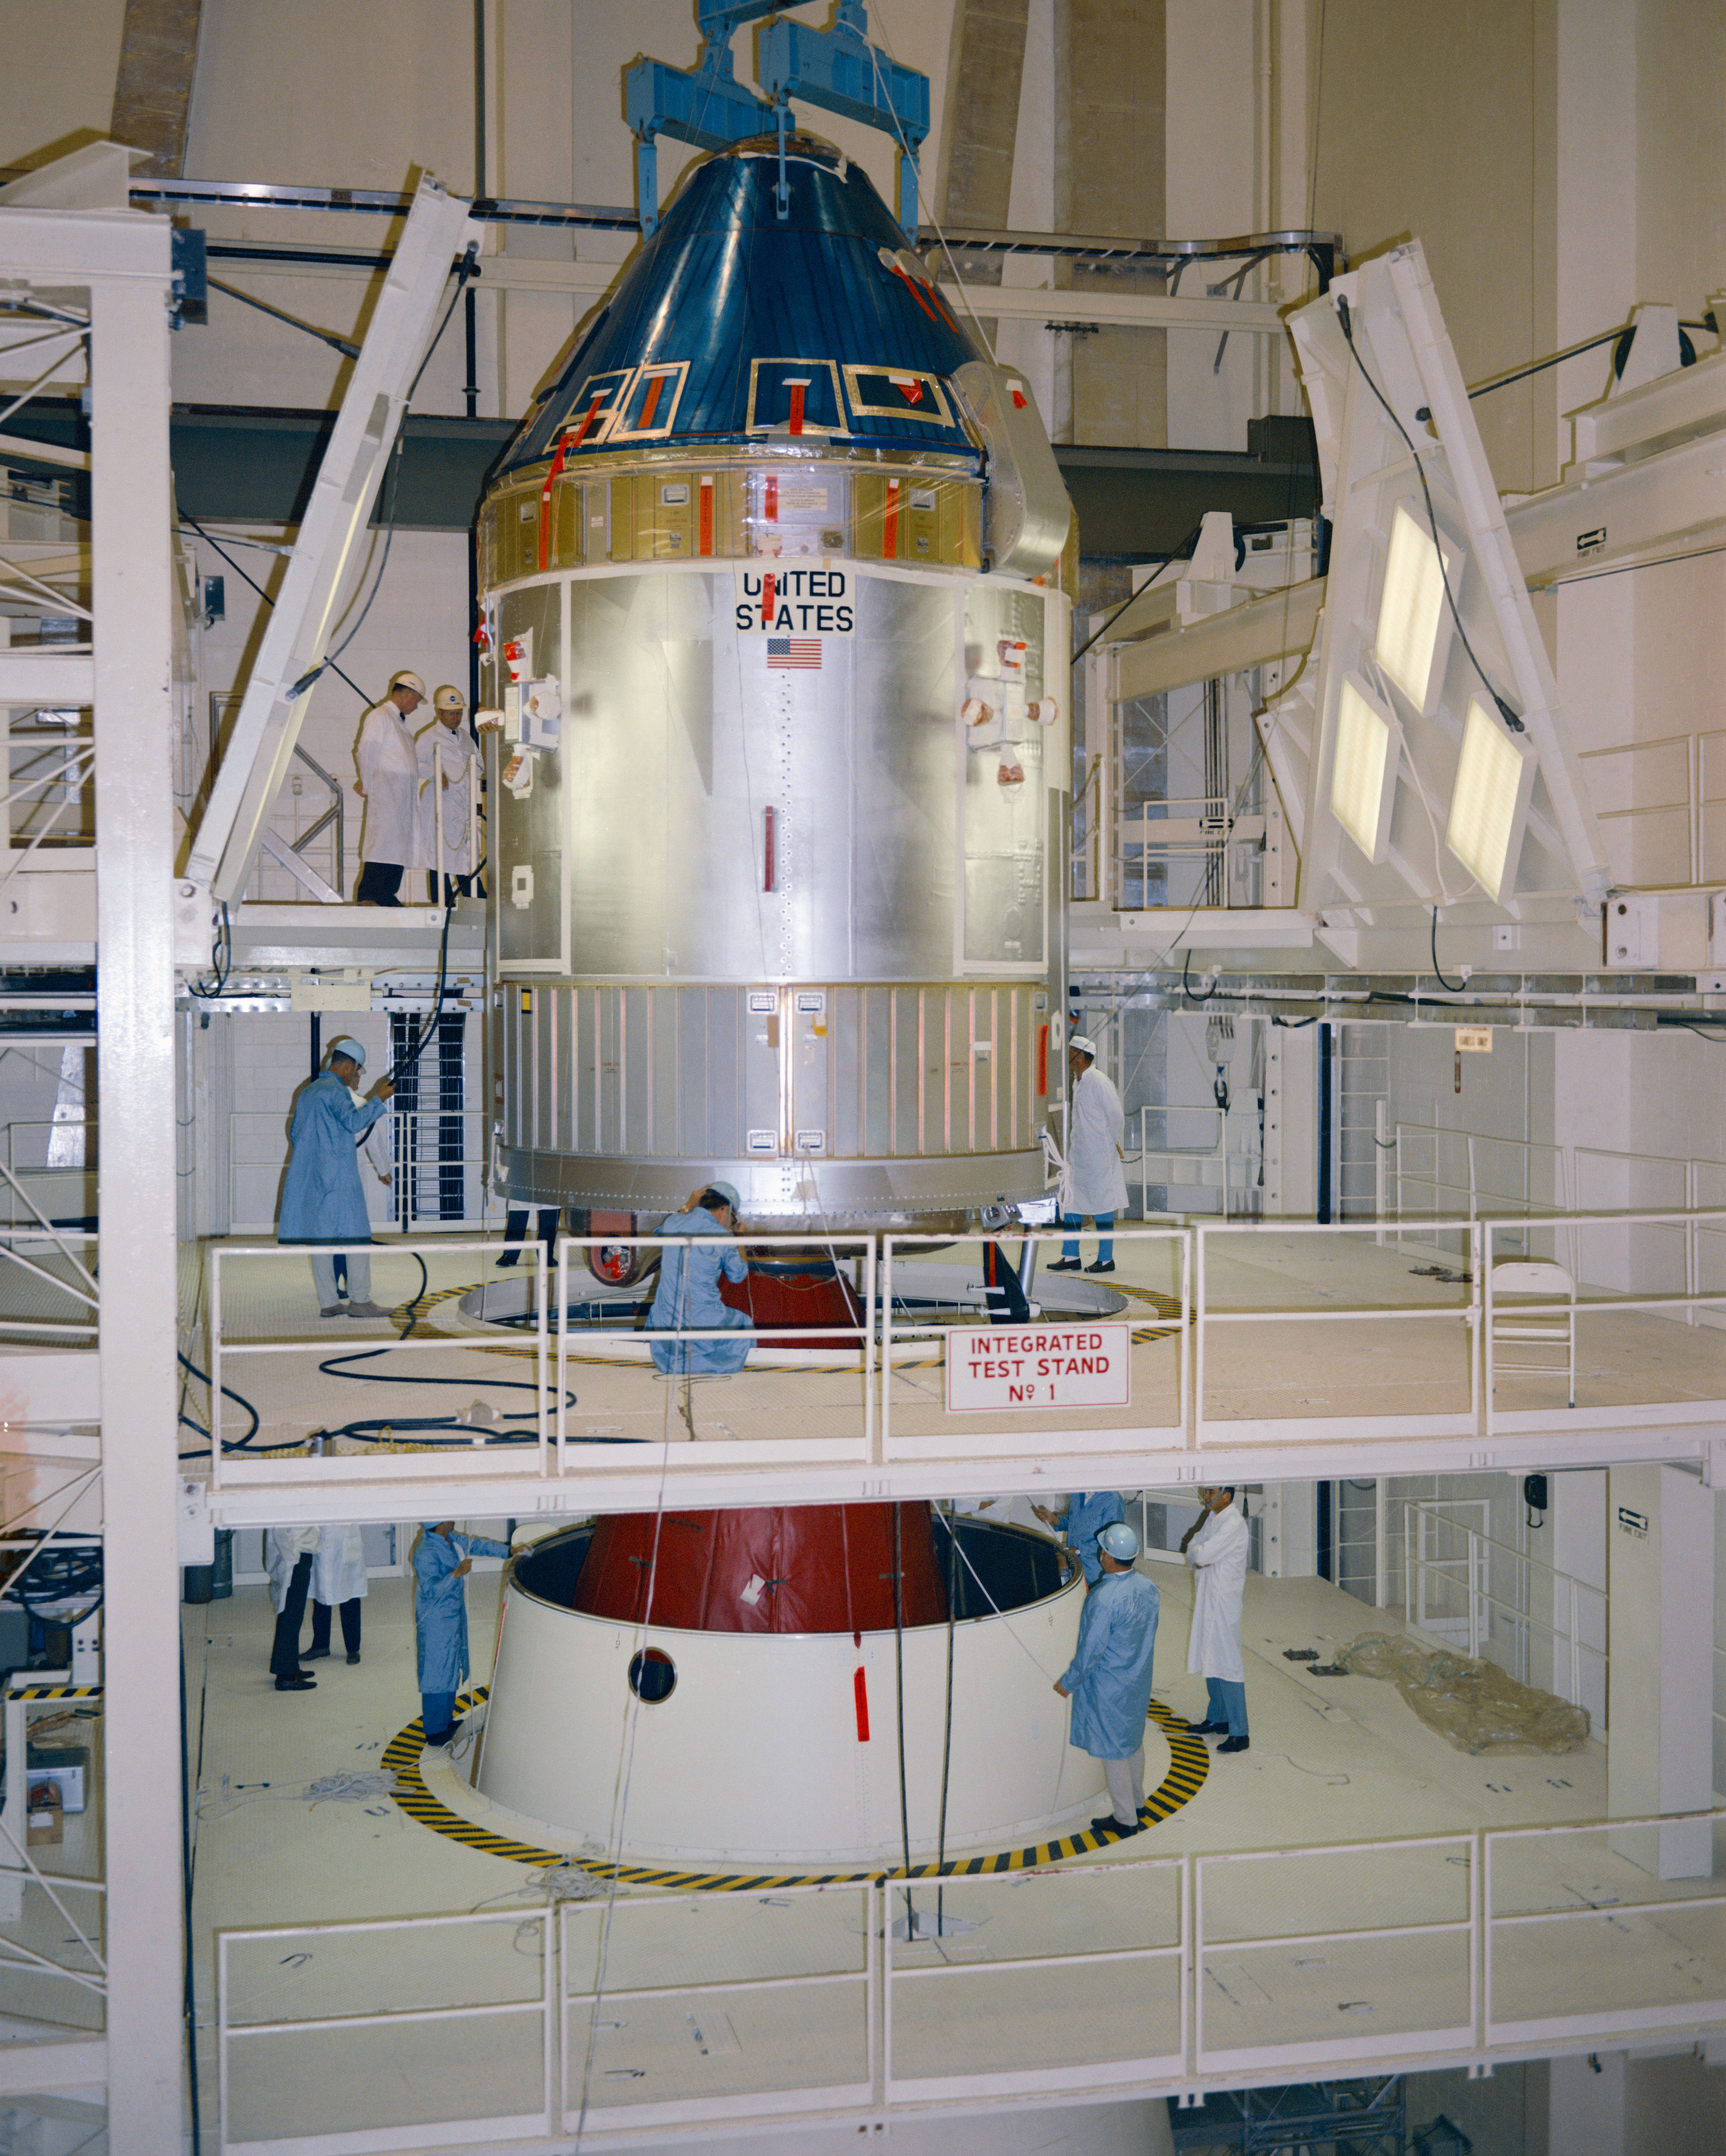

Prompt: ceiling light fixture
xmin=1329 ymin=677 xmax=1398 ymax=864
xmin=1446 ymin=696 xmax=1536 ymax=901
xmin=1375 ymin=500 xmax=1458 ymax=713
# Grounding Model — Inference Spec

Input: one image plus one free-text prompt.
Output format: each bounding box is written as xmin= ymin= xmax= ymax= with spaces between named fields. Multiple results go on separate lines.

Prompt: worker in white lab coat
xmin=1049 ymin=1034 xmax=1128 ymax=1274
xmin=354 ymin=669 xmax=427 ymax=905
xmin=304 ymin=1523 xmax=368 ymax=1665
xmin=416 ymin=684 xmax=485 ymax=901
xmin=1183 ymin=1486 xmax=1251 ymax=1751
xmin=264 ymin=1526 xmax=322 ymax=1691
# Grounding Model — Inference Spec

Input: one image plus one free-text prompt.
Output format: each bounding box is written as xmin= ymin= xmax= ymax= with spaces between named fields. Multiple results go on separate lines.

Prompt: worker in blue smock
xmin=1032 ymin=1490 xmax=1126 ymax=1586
xmin=1054 ymin=1520 xmax=1161 ymax=1837
xmin=645 ymin=1182 xmax=752 ymax=1375
xmin=278 ymin=1036 xmax=395 ymax=1319
xmin=413 ymin=1520 xmax=513 ymax=1747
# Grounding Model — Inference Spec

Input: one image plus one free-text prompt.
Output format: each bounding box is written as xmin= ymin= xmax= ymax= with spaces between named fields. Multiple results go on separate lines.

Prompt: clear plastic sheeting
xmin=1336 ymin=1632 xmax=1591 ymax=1754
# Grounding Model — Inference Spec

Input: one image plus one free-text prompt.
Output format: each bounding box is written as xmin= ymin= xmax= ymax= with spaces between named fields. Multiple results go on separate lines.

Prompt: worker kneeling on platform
xmin=646 ymin=1182 xmax=752 ymax=1376
xmin=1054 ymin=1521 xmax=1160 ymax=1837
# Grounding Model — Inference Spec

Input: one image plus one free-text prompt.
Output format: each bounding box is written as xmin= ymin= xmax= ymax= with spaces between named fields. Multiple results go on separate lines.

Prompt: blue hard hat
xmin=328 ymin=1036 xmax=366 ymax=1067
xmin=1099 ymin=1522 xmax=1140 ymax=1562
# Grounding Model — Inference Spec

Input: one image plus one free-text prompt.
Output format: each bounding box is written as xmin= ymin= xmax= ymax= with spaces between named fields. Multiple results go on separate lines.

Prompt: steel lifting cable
xmin=891 ymin=1500 xmax=915 ymax=1933
xmin=935 ymin=1504 xmax=959 ymax=1934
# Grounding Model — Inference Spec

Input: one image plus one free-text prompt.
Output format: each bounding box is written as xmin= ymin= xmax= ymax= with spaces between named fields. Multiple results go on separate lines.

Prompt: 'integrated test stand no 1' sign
xmin=946 ymin=1325 xmax=1132 ymax=1413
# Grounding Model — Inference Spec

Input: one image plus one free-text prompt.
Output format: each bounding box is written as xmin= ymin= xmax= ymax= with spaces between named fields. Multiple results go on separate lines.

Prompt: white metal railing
xmin=227 ymin=1105 xmax=490 ymax=1233
xmin=188 ymin=1206 xmax=1726 ymax=1487
xmin=1483 ymin=1211 xmax=1726 ymax=1432
xmin=884 ymin=1855 xmax=1185 ymax=2099
xmin=3 ymin=1115 xmax=94 ymax=1178
xmin=1391 ymin=1123 xmax=1571 ymax=1238
xmin=1132 ymin=1102 xmax=1264 ymax=1221
xmin=554 ymin=1232 xmax=877 ymax=1471
xmin=1578 ymin=727 xmax=1726 ymax=890
xmin=1112 ymin=798 xmax=1282 ymax=913
xmin=208 ymin=1238 xmax=550 ymax=1488
xmin=211 ymin=1813 xmax=1726 ymax=2148
xmin=880 ymin=1226 xmax=1185 ymax=1461
xmin=1404 ymin=1500 xmax=1607 ymax=1711
xmin=1194 ymin=1217 xmax=1483 ymax=1444
xmin=561 ymin=1883 xmax=873 ymax=2131
xmin=218 ymin=1907 xmax=557 ymax=2152
xmin=1195 ymin=1832 xmax=1478 ymax=2073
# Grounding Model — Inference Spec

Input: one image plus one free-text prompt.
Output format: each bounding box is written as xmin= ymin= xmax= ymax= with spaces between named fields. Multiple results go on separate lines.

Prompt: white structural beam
xmin=1111 ymin=577 xmax=1325 ymax=702
xmin=940 ymin=281 xmax=1286 ymax=332
xmin=186 ymin=176 xmax=477 ymax=904
xmin=0 ymin=655 xmax=95 ymax=703
xmin=89 ymin=236 xmax=182 ymax=2145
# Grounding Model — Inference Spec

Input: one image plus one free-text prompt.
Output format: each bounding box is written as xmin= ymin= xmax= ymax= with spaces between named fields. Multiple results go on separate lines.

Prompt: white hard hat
xmin=433 ymin=684 xmax=464 ymax=711
xmin=1069 ymin=1034 xmax=1097 ymax=1057
xmin=328 ymin=1036 xmax=366 ymax=1067
xmin=1099 ymin=1522 xmax=1139 ymax=1561
xmin=704 ymin=1181 xmax=742 ymax=1212
xmin=389 ymin=670 xmax=427 ymax=699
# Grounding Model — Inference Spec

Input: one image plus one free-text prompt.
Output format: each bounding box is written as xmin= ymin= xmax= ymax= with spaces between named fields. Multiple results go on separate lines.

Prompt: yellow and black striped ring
xmin=383 ymin=1692 xmax=1208 ymax=1890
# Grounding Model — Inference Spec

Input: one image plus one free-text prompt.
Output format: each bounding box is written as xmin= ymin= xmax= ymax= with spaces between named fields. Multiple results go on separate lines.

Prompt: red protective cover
xmin=717 ymin=1264 xmax=863 ymax=1353
xmin=573 ymin=1504 xmax=950 ymax=1633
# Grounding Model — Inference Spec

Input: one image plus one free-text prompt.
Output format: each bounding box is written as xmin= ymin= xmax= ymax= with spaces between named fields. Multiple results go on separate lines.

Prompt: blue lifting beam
xmin=623 ymin=2 xmax=777 ymax=236
xmin=626 ymin=2 xmax=930 ymax=240
xmin=758 ymin=0 xmax=929 ymax=234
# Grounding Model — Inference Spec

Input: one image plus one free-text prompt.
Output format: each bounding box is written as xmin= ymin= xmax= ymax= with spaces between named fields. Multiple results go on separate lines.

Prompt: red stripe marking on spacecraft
xmin=890 ymin=262 xmax=940 ymax=323
xmin=637 ymin=374 xmax=666 ymax=431
xmin=890 ymin=374 xmax=925 ymax=405
xmin=853 ymin=1667 xmax=871 ymax=1741
xmin=1037 ymin=1023 xmax=1048 ymax=1096
xmin=698 ymin=476 xmax=713 ymax=555
xmin=787 ymin=382 xmax=806 ymax=435
xmin=762 ymin=571 xmax=777 ymax=623
xmin=537 ymin=393 xmax=604 ymax=571
xmin=882 ymin=479 xmax=899 ymax=559
xmin=763 ymin=804 xmax=776 ymax=893
xmin=764 ymin=474 xmax=779 ymax=521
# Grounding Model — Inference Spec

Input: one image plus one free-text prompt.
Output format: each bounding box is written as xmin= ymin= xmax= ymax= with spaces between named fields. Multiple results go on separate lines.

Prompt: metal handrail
xmin=1404 ymin=1500 xmax=1606 ymax=1708
xmin=194 ymin=1204 xmax=1726 ymax=1485
xmin=210 ymin=1810 xmax=1726 ymax=2139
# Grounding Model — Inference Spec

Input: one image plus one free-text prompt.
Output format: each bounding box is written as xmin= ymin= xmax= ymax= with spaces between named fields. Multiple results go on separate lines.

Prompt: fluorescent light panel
xmin=1447 ymin=696 xmax=1535 ymax=901
xmin=1375 ymin=502 xmax=1453 ymax=712
xmin=1330 ymin=678 xmax=1396 ymax=864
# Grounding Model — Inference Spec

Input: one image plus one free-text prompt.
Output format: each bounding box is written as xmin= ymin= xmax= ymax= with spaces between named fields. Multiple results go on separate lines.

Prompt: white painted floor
xmin=167 ymin=1550 xmax=1722 ymax=2149
xmin=166 ymin=1224 xmax=1726 ymax=1464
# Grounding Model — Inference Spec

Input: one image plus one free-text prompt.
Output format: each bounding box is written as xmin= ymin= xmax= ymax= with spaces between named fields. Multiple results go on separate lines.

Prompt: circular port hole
xmin=627 ymin=1647 xmax=677 ymax=1703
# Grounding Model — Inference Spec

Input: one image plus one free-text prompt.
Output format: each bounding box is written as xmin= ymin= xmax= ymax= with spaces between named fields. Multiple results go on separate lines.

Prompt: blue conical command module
xmin=498 ymin=134 xmax=985 ymax=474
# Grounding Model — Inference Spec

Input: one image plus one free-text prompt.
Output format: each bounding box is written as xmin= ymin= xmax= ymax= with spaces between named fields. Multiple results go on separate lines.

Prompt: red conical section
xmin=717 ymin=1263 xmax=864 ymax=1353
xmin=573 ymin=1503 xmax=949 ymax=1634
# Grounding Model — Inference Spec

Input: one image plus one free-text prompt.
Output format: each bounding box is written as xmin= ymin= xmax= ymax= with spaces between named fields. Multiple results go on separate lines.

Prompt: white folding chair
xmin=1489 ymin=1260 xmax=1576 ymax=1408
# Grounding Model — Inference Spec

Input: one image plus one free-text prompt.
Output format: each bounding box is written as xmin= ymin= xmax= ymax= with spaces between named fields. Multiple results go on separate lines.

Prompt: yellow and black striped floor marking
xmin=399 ymin=1282 xmax=1173 ymax=1367
xmin=384 ymin=1692 xmax=1208 ymax=1890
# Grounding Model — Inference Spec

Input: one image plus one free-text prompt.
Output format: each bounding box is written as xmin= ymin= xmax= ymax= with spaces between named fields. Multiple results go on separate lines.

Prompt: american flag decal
xmin=767 ymin=638 xmax=822 ymax=670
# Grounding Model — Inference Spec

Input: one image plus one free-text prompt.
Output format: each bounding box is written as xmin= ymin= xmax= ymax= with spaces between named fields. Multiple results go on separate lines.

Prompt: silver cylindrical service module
xmin=476 ymin=132 xmax=1076 ymax=1253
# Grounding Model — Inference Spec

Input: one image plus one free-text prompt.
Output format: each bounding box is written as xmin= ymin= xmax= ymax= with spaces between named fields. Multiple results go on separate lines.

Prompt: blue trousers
xmin=1062 ymin=1212 xmax=1115 ymax=1263
xmin=421 ymin=1690 xmax=457 ymax=1740
xmin=1207 ymin=1677 xmax=1248 ymax=1738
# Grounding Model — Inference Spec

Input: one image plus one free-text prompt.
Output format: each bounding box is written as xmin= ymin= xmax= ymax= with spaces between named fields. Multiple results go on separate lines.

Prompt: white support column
xmin=91 ymin=254 xmax=183 ymax=2146
xmin=1608 ymin=1462 xmax=1716 ymax=1880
